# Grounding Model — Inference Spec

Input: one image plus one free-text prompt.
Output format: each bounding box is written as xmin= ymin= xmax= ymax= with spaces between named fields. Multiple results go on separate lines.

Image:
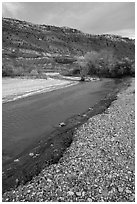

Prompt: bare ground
xmin=2 ymin=77 xmax=77 ymax=103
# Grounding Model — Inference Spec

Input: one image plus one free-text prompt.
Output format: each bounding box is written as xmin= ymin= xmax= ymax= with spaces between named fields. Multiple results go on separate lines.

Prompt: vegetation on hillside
xmin=2 ymin=48 xmax=135 ymax=79
xmin=70 ymin=49 xmax=135 ymax=80
xmin=2 ymin=18 xmax=135 ymax=79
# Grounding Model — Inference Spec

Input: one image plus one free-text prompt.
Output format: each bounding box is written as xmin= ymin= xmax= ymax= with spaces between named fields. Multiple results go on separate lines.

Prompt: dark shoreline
xmin=2 ymin=77 xmax=131 ymax=194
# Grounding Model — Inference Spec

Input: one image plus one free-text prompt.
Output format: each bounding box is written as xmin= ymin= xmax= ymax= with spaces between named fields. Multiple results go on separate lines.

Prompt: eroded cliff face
xmin=2 ymin=17 xmax=135 ymax=75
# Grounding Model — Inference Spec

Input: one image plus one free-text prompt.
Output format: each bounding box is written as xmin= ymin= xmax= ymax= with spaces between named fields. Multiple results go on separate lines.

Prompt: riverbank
xmin=3 ymin=78 xmax=119 ymax=193
xmin=2 ymin=77 xmax=134 ymax=201
xmin=2 ymin=77 xmax=78 ymax=103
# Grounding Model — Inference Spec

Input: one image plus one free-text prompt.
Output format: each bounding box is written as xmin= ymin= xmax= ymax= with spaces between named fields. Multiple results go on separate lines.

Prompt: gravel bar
xmin=2 ymin=78 xmax=135 ymax=202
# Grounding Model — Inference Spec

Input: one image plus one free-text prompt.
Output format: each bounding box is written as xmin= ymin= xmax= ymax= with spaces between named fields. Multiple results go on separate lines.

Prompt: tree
xmin=84 ymin=51 xmax=100 ymax=76
xmin=76 ymin=48 xmax=134 ymax=79
xmin=97 ymin=49 xmax=116 ymax=77
xmin=76 ymin=56 xmax=88 ymax=81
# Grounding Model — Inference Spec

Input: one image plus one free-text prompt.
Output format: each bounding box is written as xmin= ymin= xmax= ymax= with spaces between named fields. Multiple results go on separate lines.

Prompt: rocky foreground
xmin=3 ymin=78 xmax=135 ymax=202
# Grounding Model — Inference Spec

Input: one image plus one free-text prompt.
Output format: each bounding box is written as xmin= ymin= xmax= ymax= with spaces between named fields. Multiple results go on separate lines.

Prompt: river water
xmin=2 ymin=78 xmax=118 ymax=166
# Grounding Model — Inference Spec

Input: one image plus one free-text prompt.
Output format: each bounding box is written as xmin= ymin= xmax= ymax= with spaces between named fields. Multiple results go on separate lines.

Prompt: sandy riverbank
xmin=2 ymin=78 xmax=135 ymax=201
xmin=2 ymin=77 xmax=78 ymax=103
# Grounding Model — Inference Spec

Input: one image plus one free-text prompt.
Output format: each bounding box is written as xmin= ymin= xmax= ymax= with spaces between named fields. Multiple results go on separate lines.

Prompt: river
xmin=2 ymin=78 xmax=119 ymax=165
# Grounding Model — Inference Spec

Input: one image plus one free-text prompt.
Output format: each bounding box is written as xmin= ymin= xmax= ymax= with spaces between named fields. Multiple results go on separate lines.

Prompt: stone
xmin=129 ymin=194 xmax=135 ymax=201
xmin=14 ymin=159 xmax=19 ymax=162
xmin=125 ymin=188 xmax=132 ymax=194
xmin=118 ymin=187 xmax=124 ymax=193
xmin=59 ymin=122 xmax=66 ymax=127
xmin=27 ymin=190 xmax=31 ymax=193
xmin=29 ymin=152 xmax=34 ymax=157
xmin=111 ymin=137 xmax=115 ymax=142
xmin=47 ymin=178 xmax=52 ymax=183
xmin=68 ymin=191 xmax=74 ymax=196
xmin=82 ymin=191 xmax=86 ymax=197
xmin=87 ymin=198 xmax=92 ymax=202
xmin=76 ymin=192 xmax=81 ymax=196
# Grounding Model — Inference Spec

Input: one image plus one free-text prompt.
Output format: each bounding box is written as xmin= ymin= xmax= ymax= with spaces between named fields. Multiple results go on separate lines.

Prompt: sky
xmin=2 ymin=2 xmax=135 ymax=39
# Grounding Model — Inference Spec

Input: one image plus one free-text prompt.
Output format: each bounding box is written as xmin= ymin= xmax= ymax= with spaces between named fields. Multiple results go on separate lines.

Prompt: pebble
xmin=129 ymin=194 xmax=135 ymax=201
xmin=111 ymin=137 xmax=115 ymax=142
xmin=14 ymin=159 xmax=19 ymax=162
xmin=76 ymin=192 xmax=81 ymax=196
xmin=125 ymin=188 xmax=132 ymax=194
xmin=118 ymin=187 xmax=124 ymax=193
xmin=27 ymin=190 xmax=31 ymax=193
xmin=59 ymin=122 xmax=66 ymax=127
xmin=29 ymin=153 xmax=34 ymax=157
xmin=87 ymin=198 xmax=92 ymax=202
xmin=47 ymin=178 xmax=52 ymax=183
xmin=68 ymin=191 xmax=74 ymax=196
xmin=82 ymin=191 xmax=85 ymax=197
xmin=2 ymin=79 xmax=135 ymax=202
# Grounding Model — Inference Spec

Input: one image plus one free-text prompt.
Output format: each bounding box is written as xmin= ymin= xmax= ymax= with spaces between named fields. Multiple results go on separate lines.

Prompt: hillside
xmin=2 ymin=17 xmax=135 ymax=76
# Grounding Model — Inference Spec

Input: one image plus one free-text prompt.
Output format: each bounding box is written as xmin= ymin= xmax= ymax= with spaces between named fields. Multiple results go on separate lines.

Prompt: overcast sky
xmin=2 ymin=2 xmax=135 ymax=38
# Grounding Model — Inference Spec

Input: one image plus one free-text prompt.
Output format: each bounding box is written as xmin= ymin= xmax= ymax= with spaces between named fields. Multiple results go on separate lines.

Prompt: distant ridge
xmin=2 ymin=17 xmax=135 ymax=59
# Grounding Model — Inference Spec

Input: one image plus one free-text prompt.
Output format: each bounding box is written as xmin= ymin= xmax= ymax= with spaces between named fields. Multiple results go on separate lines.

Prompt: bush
xmin=130 ymin=63 xmax=135 ymax=76
xmin=30 ymin=69 xmax=39 ymax=76
xmin=2 ymin=61 xmax=15 ymax=77
xmin=71 ymin=68 xmax=80 ymax=75
xmin=55 ymin=56 xmax=76 ymax=64
xmin=2 ymin=65 xmax=14 ymax=77
xmin=80 ymin=49 xmax=115 ymax=77
xmin=13 ymin=66 xmax=25 ymax=76
xmin=114 ymin=58 xmax=135 ymax=77
xmin=78 ymin=49 xmax=134 ymax=78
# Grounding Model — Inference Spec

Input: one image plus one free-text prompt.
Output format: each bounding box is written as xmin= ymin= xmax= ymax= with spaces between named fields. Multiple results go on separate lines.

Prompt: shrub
xmin=30 ymin=69 xmax=39 ymax=76
xmin=72 ymin=68 xmax=80 ymax=75
xmin=130 ymin=63 xmax=135 ymax=76
xmin=13 ymin=66 xmax=25 ymax=76
xmin=2 ymin=60 xmax=15 ymax=77
xmin=78 ymin=49 xmax=134 ymax=78
xmin=2 ymin=65 xmax=14 ymax=77
xmin=113 ymin=58 xmax=134 ymax=78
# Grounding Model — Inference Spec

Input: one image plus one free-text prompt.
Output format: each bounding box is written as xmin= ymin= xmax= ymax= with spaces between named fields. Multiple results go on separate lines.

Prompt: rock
xmin=27 ymin=190 xmax=31 ymax=193
xmin=82 ymin=191 xmax=86 ymax=197
xmin=2 ymin=79 xmax=135 ymax=202
xmin=67 ymin=173 xmax=77 ymax=180
xmin=111 ymin=137 xmax=115 ymax=142
xmin=118 ymin=187 xmax=124 ymax=193
xmin=125 ymin=188 xmax=132 ymax=194
xmin=129 ymin=194 xmax=135 ymax=201
xmin=29 ymin=152 xmax=34 ymax=157
xmin=5 ymin=198 xmax=9 ymax=201
xmin=87 ymin=198 xmax=92 ymax=202
xmin=76 ymin=192 xmax=81 ymax=196
xmin=15 ymin=178 xmax=19 ymax=184
xmin=14 ymin=159 xmax=19 ymax=162
xmin=59 ymin=122 xmax=66 ymax=127
xmin=67 ymin=191 xmax=74 ymax=196
xmin=47 ymin=178 xmax=52 ymax=183
xmin=102 ymin=188 xmax=108 ymax=197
